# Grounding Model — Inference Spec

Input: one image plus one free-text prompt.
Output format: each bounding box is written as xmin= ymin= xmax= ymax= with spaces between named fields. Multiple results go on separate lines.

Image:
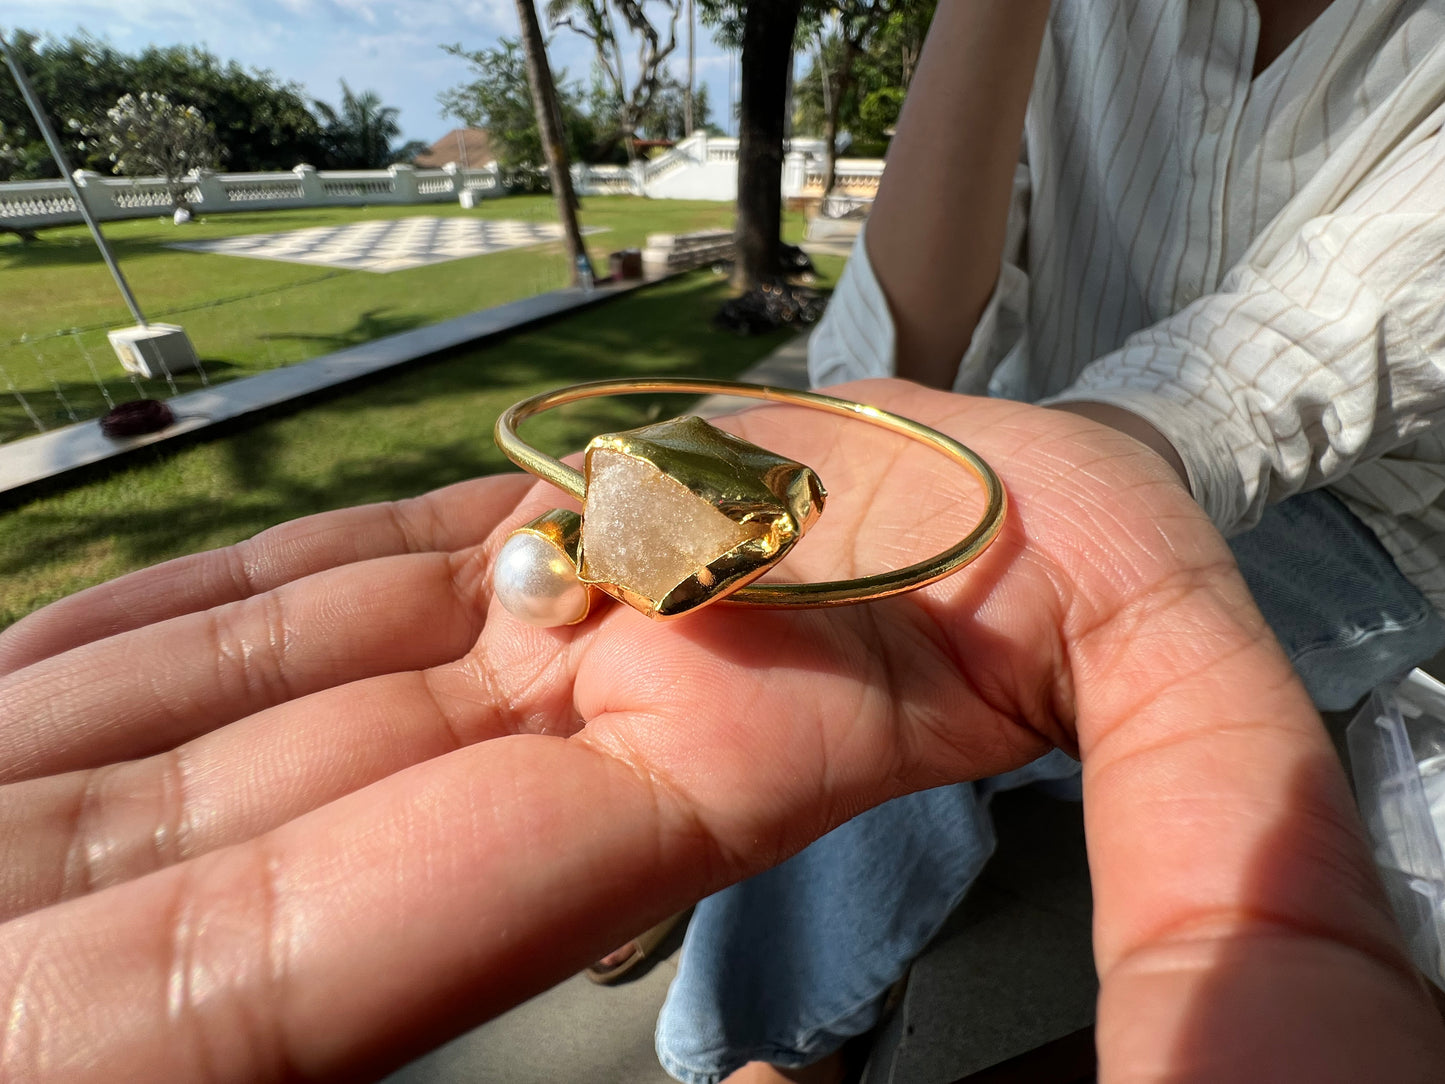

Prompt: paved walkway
xmin=169 ymin=216 xmax=609 ymax=273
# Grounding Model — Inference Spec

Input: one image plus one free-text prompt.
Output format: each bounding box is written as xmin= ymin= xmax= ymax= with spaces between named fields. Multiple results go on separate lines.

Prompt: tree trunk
xmin=733 ymin=0 xmax=804 ymax=291
xmin=514 ymin=0 xmax=590 ymax=281
xmin=821 ymin=42 xmax=861 ymax=199
xmin=685 ymin=0 xmax=695 ymax=134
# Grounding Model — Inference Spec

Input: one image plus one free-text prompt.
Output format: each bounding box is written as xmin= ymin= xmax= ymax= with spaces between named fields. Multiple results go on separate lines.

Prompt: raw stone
xmin=581 ymin=449 xmax=754 ymax=603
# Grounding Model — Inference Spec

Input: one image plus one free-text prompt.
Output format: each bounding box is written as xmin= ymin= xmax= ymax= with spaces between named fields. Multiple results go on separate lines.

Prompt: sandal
xmin=585 ymin=911 xmax=687 ymax=985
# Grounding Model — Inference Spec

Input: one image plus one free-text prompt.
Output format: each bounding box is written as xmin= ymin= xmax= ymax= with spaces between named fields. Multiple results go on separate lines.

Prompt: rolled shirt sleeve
xmin=1046 ymin=123 xmax=1445 ymax=538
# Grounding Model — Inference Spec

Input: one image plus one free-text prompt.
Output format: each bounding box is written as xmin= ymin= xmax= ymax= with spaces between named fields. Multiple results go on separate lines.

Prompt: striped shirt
xmin=810 ymin=0 xmax=1445 ymax=611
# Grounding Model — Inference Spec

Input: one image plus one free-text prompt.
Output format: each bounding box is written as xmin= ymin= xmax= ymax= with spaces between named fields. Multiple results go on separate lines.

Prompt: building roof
xmin=412 ymin=128 xmax=495 ymax=169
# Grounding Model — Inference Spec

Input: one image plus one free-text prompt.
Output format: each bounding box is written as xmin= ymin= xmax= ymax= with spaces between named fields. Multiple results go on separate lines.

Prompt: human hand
xmin=1 ymin=379 xmax=1441 ymax=1081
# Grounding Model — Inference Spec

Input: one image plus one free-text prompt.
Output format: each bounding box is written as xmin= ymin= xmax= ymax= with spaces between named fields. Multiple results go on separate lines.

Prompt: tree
xmin=545 ymin=0 xmax=683 ymax=160
xmin=438 ymin=37 xmax=598 ymax=179
xmin=685 ymin=0 xmax=696 ymax=134
xmin=0 ymin=119 xmax=36 ymax=181
xmin=515 ymin=0 xmax=591 ymax=284
xmin=636 ymin=73 xmax=711 ymax=140
xmin=390 ymin=139 xmax=432 ymax=164
xmin=794 ymin=1 xmax=933 ymax=159
xmin=314 ymin=81 xmax=402 ymax=169
xmin=702 ymin=0 xmax=806 ymax=289
xmin=808 ymin=2 xmax=901 ymax=196
xmin=128 ymin=44 xmax=325 ymax=170
xmin=72 ymin=91 xmax=220 ymax=211
xmin=0 ymin=30 xmax=131 ymax=178
xmin=0 ymin=32 xmax=324 ymax=178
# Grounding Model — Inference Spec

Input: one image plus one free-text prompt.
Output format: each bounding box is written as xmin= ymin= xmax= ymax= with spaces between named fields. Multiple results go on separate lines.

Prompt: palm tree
xmin=315 ymin=81 xmax=401 ymax=169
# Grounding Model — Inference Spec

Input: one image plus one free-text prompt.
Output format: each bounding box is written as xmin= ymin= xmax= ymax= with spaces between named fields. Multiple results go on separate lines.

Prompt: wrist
xmin=1046 ymin=401 xmax=1192 ymax=496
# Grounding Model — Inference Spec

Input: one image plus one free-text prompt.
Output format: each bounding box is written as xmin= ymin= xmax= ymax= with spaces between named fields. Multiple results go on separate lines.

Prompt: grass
xmin=0 ymin=195 xmax=739 ymax=443
xmin=0 ymin=249 xmax=845 ymax=629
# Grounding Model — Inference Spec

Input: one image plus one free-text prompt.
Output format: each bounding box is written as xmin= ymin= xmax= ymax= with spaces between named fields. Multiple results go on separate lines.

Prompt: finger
xmin=0 ymin=603 xmax=592 ymax=920
xmin=0 ymin=474 xmax=533 ymax=675
xmin=0 ymin=439 xmax=1043 ymax=923
xmin=0 ymin=607 xmax=944 ymax=1082
xmin=0 ymin=549 xmax=494 ymax=783
xmin=1066 ymin=529 xmax=1445 ymax=1077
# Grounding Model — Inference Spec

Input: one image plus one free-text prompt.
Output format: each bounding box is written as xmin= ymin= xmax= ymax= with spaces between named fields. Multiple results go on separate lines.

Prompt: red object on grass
xmin=100 ymin=399 xmax=174 ymax=438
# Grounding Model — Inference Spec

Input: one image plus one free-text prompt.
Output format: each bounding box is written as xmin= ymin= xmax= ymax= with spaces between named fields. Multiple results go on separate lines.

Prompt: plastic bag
xmin=1347 ymin=668 xmax=1445 ymax=990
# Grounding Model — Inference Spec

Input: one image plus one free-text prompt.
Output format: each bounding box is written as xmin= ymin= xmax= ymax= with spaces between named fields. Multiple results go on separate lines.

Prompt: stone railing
xmin=1 ymin=140 xmax=881 ymax=229
xmin=801 ymin=158 xmax=885 ymax=198
xmin=216 ymin=172 xmax=306 ymax=204
xmin=574 ymin=163 xmax=639 ymax=196
xmin=640 ymin=133 xmax=827 ymax=180
xmin=0 ymin=162 xmax=504 ymax=231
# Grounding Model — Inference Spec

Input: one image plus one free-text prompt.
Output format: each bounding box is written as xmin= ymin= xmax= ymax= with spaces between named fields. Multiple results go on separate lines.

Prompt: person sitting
xmin=654 ymin=0 xmax=1445 ymax=1080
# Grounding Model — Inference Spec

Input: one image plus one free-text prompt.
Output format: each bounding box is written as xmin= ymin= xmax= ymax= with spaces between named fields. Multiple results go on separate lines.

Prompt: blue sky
xmin=4 ymin=0 xmax=742 ymax=147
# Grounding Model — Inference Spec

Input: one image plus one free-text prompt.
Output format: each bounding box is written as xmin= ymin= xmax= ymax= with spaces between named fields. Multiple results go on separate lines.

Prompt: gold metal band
xmin=494 ymin=378 xmax=1007 ymax=609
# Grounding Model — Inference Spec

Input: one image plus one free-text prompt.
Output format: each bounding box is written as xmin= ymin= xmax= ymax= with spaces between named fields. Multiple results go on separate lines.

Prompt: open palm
xmin=2 ymin=379 xmax=1441 ymax=1081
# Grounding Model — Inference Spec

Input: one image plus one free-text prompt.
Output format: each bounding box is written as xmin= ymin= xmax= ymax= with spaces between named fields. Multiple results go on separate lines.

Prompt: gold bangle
xmin=491 ymin=378 xmax=1006 ymax=625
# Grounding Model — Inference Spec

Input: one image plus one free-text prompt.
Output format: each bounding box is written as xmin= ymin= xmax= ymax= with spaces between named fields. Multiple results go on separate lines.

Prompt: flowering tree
xmin=74 ymin=92 xmax=220 ymax=211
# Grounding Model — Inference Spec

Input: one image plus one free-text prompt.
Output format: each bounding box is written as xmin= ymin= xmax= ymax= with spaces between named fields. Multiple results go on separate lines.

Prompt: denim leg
xmin=655 ymin=783 xmax=993 ymax=1084
xmin=656 ymin=488 xmax=1445 ymax=1082
xmin=1228 ymin=489 xmax=1445 ymax=711
xmin=654 ymin=754 xmax=1082 ymax=1084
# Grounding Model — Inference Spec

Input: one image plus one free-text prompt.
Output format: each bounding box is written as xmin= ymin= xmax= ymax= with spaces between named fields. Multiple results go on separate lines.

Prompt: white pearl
xmin=494 ymin=531 xmax=590 ymax=627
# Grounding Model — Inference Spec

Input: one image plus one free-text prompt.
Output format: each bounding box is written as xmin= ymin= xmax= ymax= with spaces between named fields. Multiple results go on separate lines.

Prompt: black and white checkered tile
xmin=168 ymin=216 xmax=608 ymax=273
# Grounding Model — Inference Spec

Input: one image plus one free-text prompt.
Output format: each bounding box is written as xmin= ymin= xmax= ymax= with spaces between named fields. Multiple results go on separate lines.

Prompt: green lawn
xmin=0 ymin=195 xmax=739 ymax=443
xmin=0 ymin=253 xmax=844 ymax=629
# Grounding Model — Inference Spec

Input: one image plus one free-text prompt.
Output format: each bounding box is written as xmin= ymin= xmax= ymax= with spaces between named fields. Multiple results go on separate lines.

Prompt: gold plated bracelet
xmin=492 ymin=378 xmax=1006 ymax=625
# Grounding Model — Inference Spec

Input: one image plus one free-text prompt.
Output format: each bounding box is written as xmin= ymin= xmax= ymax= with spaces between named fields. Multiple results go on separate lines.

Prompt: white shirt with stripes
xmin=810 ymin=0 xmax=1445 ymax=611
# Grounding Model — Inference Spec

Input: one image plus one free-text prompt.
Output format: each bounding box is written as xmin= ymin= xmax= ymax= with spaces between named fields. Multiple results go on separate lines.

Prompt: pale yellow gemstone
xmin=581 ymin=449 xmax=754 ymax=603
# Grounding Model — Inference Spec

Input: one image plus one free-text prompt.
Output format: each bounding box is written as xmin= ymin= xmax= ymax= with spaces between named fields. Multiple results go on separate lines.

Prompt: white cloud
xmin=6 ymin=0 xmax=738 ymax=141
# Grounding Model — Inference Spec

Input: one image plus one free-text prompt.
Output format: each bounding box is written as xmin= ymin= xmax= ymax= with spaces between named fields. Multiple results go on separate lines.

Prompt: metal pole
xmin=685 ymin=0 xmax=694 ymax=135
xmin=0 ymin=29 xmax=149 ymax=327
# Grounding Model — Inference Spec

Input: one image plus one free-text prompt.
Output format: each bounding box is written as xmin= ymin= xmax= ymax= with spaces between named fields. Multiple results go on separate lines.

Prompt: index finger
xmin=0 ymin=473 xmax=534 ymax=675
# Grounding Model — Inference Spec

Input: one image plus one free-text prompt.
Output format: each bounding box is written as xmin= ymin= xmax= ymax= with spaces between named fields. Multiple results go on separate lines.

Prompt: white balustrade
xmin=574 ymin=163 xmax=637 ymax=196
xmin=801 ymin=158 xmax=885 ymax=198
xmin=415 ymin=169 xmax=457 ymax=195
xmin=217 ymin=172 xmax=306 ymax=205
xmin=0 ymin=181 xmax=79 ymax=224
xmin=0 ymin=143 xmax=881 ymax=232
xmin=0 ymin=161 xmax=505 ymax=231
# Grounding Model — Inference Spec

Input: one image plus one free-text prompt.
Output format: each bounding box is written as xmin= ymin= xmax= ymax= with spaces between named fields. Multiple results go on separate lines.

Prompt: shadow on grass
xmin=0 ymin=229 xmax=210 ymax=271
xmin=0 ymin=437 xmax=501 ymax=584
xmin=260 ymin=307 xmax=429 ymax=352
xmin=1 ymin=272 xmax=811 ymax=624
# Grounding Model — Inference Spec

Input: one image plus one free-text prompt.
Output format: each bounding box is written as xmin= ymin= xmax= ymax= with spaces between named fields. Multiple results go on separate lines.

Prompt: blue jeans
xmin=654 ymin=489 xmax=1445 ymax=1084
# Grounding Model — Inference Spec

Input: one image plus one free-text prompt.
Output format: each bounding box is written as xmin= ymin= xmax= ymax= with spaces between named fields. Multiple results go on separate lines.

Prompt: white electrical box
xmin=107 ymin=323 xmax=201 ymax=380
